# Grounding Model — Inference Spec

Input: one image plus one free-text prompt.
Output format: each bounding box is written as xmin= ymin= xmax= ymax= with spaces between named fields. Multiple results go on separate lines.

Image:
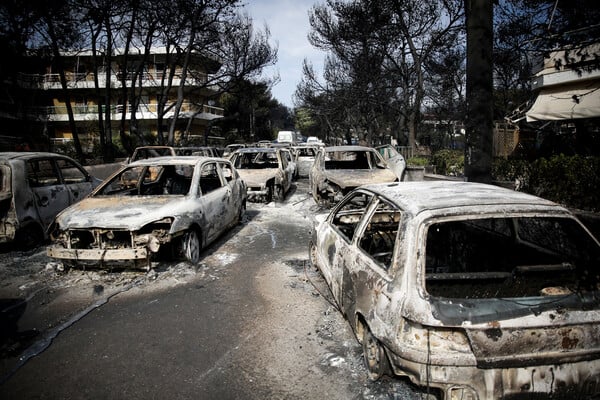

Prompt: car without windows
xmin=309 ymin=181 xmax=600 ymax=400
xmin=47 ymin=156 xmax=246 ymax=269
xmin=309 ymin=145 xmax=401 ymax=206
xmin=0 ymin=152 xmax=101 ymax=248
xmin=229 ymin=147 xmax=293 ymax=203
xmin=291 ymin=145 xmax=318 ymax=178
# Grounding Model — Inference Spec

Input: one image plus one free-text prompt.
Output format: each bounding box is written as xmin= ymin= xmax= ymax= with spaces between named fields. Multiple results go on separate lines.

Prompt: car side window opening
xmin=27 ymin=159 xmax=60 ymax=187
xmin=220 ymin=163 xmax=235 ymax=183
xmin=424 ymin=216 xmax=600 ymax=299
xmin=199 ymin=163 xmax=223 ymax=195
xmin=162 ymin=165 xmax=193 ymax=195
xmin=56 ymin=158 xmax=88 ymax=184
xmin=358 ymin=199 xmax=401 ymax=269
xmin=331 ymin=192 xmax=374 ymax=242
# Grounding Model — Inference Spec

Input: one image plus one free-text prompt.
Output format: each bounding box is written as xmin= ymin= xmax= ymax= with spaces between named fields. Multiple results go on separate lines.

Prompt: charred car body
xmin=291 ymin=145 xmax=318 ymax=178
xmin=47 ymin=156 xmax=246 ymax=268
xmin=0 ymin=152 xmax=101 ymax=248
xmin=310 ymin=181 xmax=600 ymax=399
xmin=229 ymin=147 xmax=293 ymax=203
xmin=309 ymin=146 xmax=402 ymax=206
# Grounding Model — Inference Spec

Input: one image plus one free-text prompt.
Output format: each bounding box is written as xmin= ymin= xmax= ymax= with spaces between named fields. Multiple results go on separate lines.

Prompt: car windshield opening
xmin=325 ymin=151 xmax=372 ymax=170
xmin=425 ymin=216 xmax=600 ymax=300
xmin=97 ymin=165 xmax=193 ymax=196
xmin=233 ymin=152 xmax=279 ymax=169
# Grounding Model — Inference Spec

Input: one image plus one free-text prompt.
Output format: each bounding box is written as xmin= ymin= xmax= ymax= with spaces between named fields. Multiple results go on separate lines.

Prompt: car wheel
xmin=273 ymin=184 xmax=284 ymax=201
xmin=236 ymin=202 xmax=246 ymax=224
xmin=362 ymin=324 xmax=389 ymax=381
xmin=182 ymin=229 xmax=201 ymax=264
xmin=309 ymin=241 xmax=319 ymax=270
xmin=15 ymin=221 xmax=44 ymax=249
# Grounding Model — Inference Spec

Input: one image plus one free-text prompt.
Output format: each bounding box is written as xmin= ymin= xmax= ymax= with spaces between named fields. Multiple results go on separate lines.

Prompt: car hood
xmin=55 ymin=196 xmax=186 ymax=230
xmin=237 ymin=169 xmax=279 ymax=186
xmin=325 ymin=169 xmax=397 ymax=188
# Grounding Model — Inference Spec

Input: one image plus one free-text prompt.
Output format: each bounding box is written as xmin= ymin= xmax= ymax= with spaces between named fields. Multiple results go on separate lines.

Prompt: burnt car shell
xmin=310 ymin=181 xmax=600 ymax=399
xmin=47 ymin=156 xmax=246 ymax=268
xmin=0 ymin=152 xmax=100 ymax=247
xmin=309 ymin=145 xmax=399 ymax=206
xmin=229 ymin=147 xmax=293 ymax=203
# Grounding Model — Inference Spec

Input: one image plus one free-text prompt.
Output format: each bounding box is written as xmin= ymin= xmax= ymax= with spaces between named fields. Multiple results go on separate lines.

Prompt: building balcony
xmin=16 ymin=71 xmax=217 ymax=90
xmin=36 ymin=102 xmax=224 ymax=122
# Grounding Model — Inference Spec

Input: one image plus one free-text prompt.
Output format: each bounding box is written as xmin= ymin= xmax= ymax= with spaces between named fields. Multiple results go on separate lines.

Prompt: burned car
xmin=291 ymin=145 xmax=318 ymax=178
xmin=47 ymin=156 xmax=246 ymax=268
xmin=229 ymin=147 xmax=293 ymax=202
xmin=0 ymin=152 xmax=101 ymax=248
xmin=309 ymin=181 xmax=600 ymax=399
xmin=309 ymin=146 xmax=401 ymax=206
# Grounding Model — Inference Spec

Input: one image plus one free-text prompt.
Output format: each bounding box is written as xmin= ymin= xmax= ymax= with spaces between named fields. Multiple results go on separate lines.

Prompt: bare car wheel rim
xmin=184 ymin=230 xmax=200 ymax=264
xmin=363 ymin=326 xmax=385 ymax=380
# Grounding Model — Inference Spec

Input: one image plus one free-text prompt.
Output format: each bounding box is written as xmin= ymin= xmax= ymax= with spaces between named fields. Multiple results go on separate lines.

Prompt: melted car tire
xmin=15 ymin=221 xmax=44 ymax=249
xmin=182 ymin=229 xmax=201 ymax=264
xmin=362 ymin=324 xmax=390 ymax=381
xmin=273 ymin=184 xmax=284 ymax=202
xmin=236 ymin=202 xmax=246 ymax=224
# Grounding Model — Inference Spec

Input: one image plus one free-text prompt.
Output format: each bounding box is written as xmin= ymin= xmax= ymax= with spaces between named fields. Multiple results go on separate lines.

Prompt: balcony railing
xmin=35 ymin=102 xmax=224 ymax=122
xmin=16 ymin=71 xmax=213 ymax=89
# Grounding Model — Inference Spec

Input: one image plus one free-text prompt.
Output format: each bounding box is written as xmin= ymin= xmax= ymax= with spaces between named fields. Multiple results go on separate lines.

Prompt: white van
xmin=277 ymin=130 xmax=296 ymax=144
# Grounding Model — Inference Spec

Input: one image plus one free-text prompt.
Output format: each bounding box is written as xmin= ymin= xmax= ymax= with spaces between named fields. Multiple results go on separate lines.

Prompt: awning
xmin=525 ymin=80 xmax=600 ymax=122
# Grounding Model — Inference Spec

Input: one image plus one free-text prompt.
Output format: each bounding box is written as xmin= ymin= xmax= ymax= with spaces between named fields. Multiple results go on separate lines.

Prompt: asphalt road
xmin=0 ymin=180 xmax=422 ymax=399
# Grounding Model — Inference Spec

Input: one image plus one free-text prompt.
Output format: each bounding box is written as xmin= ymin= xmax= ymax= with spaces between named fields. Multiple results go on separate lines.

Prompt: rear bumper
xmin=387 ymin=352 xmax=600 ymax=399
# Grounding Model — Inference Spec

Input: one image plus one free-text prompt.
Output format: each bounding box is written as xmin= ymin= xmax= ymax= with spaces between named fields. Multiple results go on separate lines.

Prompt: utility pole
xmin=464 ymin=0 xmax=494 ymax=183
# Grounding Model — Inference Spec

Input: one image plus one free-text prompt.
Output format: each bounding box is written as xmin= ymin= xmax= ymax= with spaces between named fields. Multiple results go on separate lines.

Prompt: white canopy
xmin=526 ymin=80 xmax=600 ymax=122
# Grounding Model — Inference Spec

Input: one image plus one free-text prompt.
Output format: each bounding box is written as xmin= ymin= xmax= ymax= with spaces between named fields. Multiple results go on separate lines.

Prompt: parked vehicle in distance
xmin=177 ymin=146 xmax=220 ymax=158
xmin=310 ymin=181 xmax=600 ymax=399
xmin=0 ymin=152 xmax=101 ymax=248
xmin=129 ymin=146 xmax=175 ymax=162
xmin=306 ymin=136 xmax=323 ymax=146
xmin=129 ymin=146 xmax=221 ymax=163
xmin=309 ymin=145 xmax=400 ymax=206
xmin=229 ymin=147 xmax=293 ymax=203
xmin=291 ymin=145 xmax=318 ymax=178
xmin=222 ymin=143 xmax=247 ymax=158
xmin=277 ymin=130 xmax=303 ymax=145
xmin=47 ymin=156 xmax=246 ymax=269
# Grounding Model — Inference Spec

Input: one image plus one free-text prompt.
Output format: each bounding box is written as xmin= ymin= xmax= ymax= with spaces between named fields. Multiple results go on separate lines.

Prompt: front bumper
xmin=47 ymin=246 xmax=148 ymax=261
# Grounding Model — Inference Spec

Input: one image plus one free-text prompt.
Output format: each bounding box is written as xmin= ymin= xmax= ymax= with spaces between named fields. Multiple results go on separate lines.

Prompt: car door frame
xmin=196 ymin=160 xmax=230 ymax=244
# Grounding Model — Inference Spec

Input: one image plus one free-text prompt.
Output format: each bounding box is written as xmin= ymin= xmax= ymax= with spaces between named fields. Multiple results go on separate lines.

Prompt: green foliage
xmin=406 ymin=156 xmax=430 ymax=167
xmin=492 ymin=155 xmax=600 ymax=212
xmin=431 ymin=149 xmax=464 ymax=176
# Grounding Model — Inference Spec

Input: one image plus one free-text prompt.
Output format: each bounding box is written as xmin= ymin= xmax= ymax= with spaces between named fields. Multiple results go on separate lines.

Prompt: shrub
xmin=492 ymin=155 xmax=600 ymax=212
xmin=406 ymin=156 xmax=430 ymax=167
xmin=431 ymin=150 xmax=464 ymax=176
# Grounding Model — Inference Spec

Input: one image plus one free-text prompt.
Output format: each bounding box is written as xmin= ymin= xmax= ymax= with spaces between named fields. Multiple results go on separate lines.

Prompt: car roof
xmin=127 ymin=155 xmax=224 ymax=166
xmin=360 ymin=181 xmax=568 ymax=217
xmin=0 ymin=152 xmax=75 ymax=161
xmin=234 ymin=147 xmax=277 ymax=153
xmin=324 ymin=145 xmax=375 ymax=151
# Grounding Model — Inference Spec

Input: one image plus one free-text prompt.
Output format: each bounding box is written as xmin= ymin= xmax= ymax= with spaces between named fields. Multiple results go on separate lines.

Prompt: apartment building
xmin=0 ymin=47 xmax=224 ymax=152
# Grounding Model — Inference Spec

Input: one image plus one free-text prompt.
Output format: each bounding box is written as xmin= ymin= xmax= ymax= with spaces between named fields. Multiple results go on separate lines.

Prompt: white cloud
xmin=243 ymin=0 xmax=325 ymax=108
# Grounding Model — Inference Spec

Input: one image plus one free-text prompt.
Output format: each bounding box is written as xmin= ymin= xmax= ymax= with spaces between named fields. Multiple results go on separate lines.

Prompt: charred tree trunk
xmin=464 ymin=0 xmax=493 ymax=183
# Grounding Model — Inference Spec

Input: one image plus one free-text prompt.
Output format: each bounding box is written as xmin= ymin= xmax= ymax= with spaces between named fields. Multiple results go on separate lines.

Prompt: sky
xmin=243 ymin=0 xmax=324 ymax=108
